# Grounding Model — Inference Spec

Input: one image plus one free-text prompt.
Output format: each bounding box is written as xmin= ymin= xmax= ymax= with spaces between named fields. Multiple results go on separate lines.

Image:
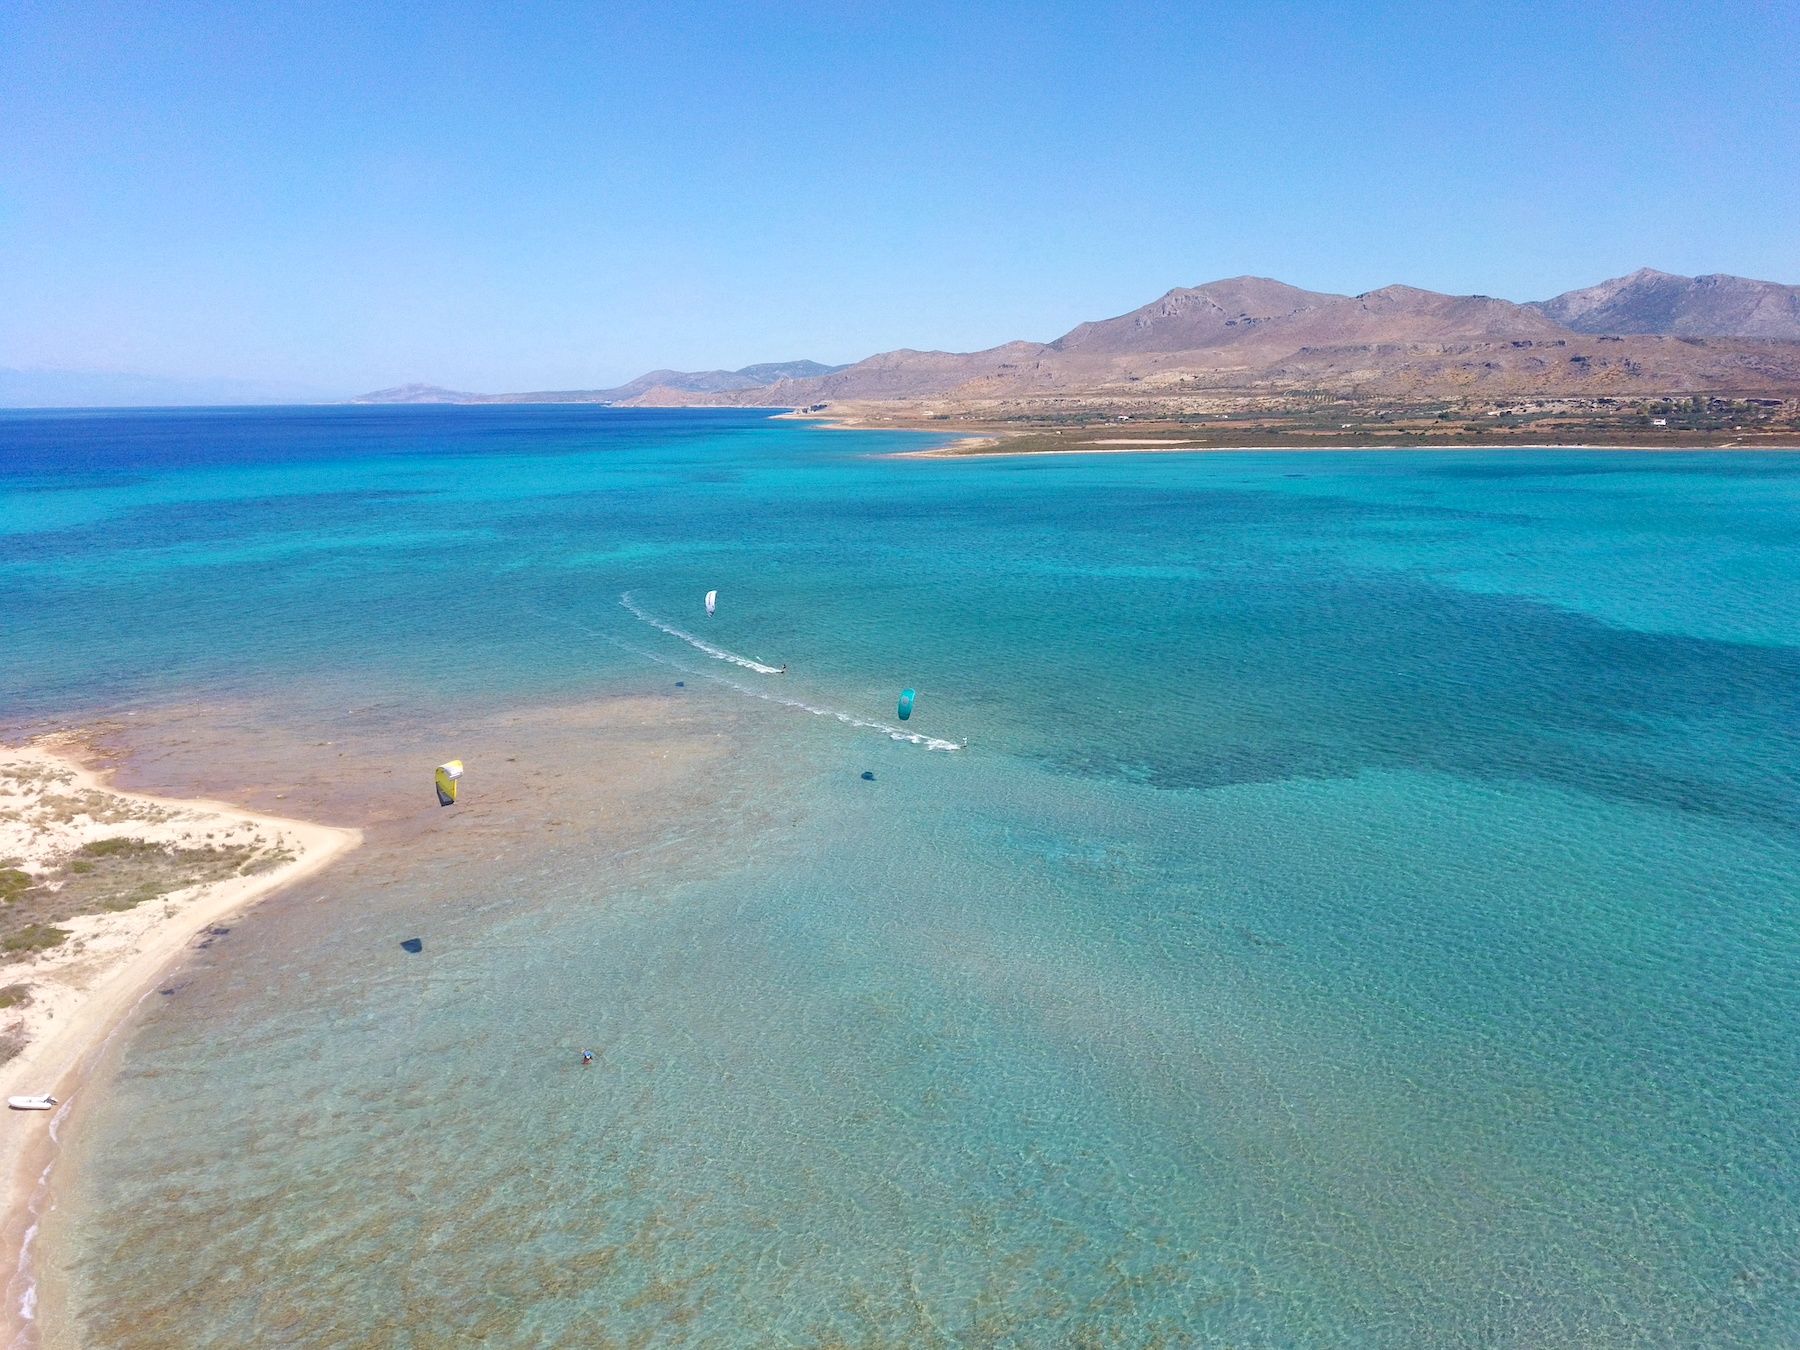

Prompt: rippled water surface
xmin=3 ymin=409 xmax=1797 ymax=1345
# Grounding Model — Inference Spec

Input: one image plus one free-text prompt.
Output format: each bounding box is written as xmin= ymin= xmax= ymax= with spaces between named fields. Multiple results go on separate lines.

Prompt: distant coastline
xmin=769 ymin=407 xmax=1800 ymax=458
xmin=900 ymin=438 xmax=1800 ymax=459
xmin=895 ymin=432 xmax=1800 ymax=458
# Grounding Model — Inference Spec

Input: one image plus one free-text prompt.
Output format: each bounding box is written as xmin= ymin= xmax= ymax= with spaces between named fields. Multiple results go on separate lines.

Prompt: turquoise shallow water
xmin=3 ymin=409 xmax=1798 ymax=1344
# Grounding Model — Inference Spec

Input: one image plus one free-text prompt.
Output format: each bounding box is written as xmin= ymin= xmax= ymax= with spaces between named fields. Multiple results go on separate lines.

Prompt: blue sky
xmin=2 ymin=0 xmax=1796 ymax=397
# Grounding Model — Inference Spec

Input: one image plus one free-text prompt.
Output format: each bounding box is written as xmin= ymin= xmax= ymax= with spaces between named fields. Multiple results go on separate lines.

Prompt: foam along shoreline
xmin=0 ymin=740 xmax=360 ymax=1344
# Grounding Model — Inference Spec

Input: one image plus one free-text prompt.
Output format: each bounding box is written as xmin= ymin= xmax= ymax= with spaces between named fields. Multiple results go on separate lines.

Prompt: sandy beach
xmin=0 ymin=739 xmax=359 ymax=1344
xmin=0 ymin=691 xmax=737 ymax=1344
xmin=772 ymin=409 xmax=1800 ymax=459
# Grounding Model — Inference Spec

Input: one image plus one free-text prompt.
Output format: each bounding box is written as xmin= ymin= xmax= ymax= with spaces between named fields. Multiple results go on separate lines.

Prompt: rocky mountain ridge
xmin=354 ymin=270 xmax=1800 ymax=408
xmin=1528 ymin=268 xmax=1800 ymax=339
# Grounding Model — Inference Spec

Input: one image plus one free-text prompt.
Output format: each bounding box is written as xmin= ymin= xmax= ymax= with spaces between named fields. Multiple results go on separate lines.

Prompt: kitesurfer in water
xmin=778 ymin=664 xmax=787 ymax=674
xmin=581 ymin=1049 xmax=594 ymax=1066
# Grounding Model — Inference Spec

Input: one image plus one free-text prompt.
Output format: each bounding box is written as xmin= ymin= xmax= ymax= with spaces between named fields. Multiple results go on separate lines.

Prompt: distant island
xmin=352 ymin=359 xmax=846 ymax=407
xmin=355 ymin=269 xmax=1800 ymax=450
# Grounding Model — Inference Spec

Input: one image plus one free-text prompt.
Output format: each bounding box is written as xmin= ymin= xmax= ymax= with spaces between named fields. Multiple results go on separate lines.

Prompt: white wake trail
xmin=534 ymin=600 xmax=963 ymax=753
xmin=620 ymin=592 xmax=783 ymax=674
xmin=719 ymin=677 xmax=965 ymax=752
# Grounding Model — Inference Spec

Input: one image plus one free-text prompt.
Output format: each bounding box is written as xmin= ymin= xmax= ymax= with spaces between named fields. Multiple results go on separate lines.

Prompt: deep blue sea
xmin=3 ymin=407 xmax=1797 ymax=1345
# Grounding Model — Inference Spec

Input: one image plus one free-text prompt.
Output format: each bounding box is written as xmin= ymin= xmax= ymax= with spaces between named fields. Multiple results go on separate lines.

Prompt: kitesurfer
xmin=581 ymin=1049 xmax=594 ymax=1066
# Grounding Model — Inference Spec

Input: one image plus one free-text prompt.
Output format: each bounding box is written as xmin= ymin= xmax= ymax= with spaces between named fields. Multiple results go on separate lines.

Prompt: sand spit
xmin=773 ymin=408 xmax=1006 ymax=454
xmin=774 ymin=400 xmax=1800 ymax=459
xmin=0 ymin=739 xmax=359 ymax=1346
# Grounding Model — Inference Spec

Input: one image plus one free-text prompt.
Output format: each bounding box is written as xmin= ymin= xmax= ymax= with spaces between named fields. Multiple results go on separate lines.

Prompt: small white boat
xmin=7 ymin=1095 xmax=56 ymax=1112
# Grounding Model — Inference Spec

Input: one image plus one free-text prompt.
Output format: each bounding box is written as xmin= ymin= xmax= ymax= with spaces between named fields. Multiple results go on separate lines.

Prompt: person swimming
xmin=581 ymin=1049 xmax=594 ymax=1066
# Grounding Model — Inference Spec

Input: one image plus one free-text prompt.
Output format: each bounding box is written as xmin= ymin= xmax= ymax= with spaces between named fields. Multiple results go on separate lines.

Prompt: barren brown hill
xmin=1268 ymin=285 xmax=1570 ymax=348
xmin=1044 ymin=280 xmax=1565 ymax=360
xmin=359 ymin=272 xmax=1800 ymax=414
xmin=1250 ymin=334 xmax=1800 ymax=398
xmin=772 ymin=339 xmax=1800 ymax=423
xmin=678 ymin=277 xmax=1800 ymax=410
xmin=1049 ymin=277 xmax=1339 ymax=355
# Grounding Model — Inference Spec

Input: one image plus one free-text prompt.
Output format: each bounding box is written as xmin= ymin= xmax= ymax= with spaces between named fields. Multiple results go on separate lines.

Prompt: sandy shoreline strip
xmin=0 ymin=740 xmax=360 ymax=1346
xmin=893 ymin=439 xmax=1800 ymax=459
xmin=772 ymin=408 xmax=1005 ymax=454
xmin=768 ymin=409 xmax=1800 ymax=459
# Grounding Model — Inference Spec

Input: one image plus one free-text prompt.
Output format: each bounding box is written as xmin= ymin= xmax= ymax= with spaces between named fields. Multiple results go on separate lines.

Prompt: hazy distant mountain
xmin=353 ymin=360 xmax=846 ymax=405
xmin=351 ymin=383 xmax=485 ymax=404
xmin=1531 ymin=269 xmax=1800 ymax=339
xmin=602 ymin=368 xmax=763 ymax=400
